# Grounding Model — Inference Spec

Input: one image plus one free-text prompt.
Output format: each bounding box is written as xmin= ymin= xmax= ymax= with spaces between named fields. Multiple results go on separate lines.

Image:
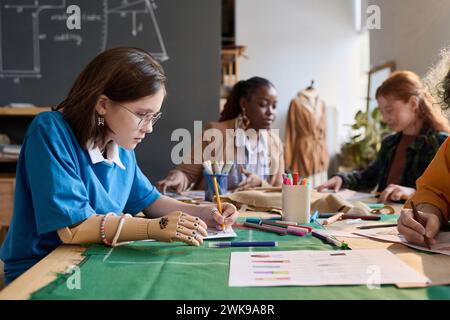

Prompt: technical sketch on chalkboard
xmin=0 ymin=0 xmax=169 ymax=82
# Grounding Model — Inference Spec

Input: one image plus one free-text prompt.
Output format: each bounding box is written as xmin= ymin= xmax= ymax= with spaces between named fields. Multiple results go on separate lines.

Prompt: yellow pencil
xmin=211 ymin=176 xmax=225 ymax=230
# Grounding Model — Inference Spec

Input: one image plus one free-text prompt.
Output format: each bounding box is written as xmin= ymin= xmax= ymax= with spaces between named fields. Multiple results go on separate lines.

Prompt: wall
xmin=369 ymin=0 xmax=450 ymax=77
xmin=235 ymin=0 xmax=368 ymax=174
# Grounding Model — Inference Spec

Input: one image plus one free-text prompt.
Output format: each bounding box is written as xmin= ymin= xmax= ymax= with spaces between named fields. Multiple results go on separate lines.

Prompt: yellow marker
xmin=211 ymin=176 xmax=225 ymax=230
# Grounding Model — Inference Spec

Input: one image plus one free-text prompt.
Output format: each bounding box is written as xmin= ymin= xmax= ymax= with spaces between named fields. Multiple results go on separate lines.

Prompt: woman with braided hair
xmin=157 ymin=77 xmax=284 ymax=193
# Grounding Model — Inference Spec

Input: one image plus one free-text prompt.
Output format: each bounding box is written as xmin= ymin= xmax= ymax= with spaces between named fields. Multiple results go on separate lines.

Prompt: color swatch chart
xmin=228 ymin=250 xmax=429 ymax=287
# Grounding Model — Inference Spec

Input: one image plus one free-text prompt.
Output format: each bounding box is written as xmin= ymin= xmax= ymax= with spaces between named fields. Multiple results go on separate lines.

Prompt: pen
xmin=410 ymin=201 xmax=432 ymax=249
xmin=208 ymin=241 xmax=277 ymax=248
xmin=357 ymin=223 xmax=398 ymax=230
xmin=340 ymin=214 xmax=381 ymax=221
xmin=319 ymin=213 xmax=381 ymax=221
xmin=312 ymin=231 xmax=350 ymax=250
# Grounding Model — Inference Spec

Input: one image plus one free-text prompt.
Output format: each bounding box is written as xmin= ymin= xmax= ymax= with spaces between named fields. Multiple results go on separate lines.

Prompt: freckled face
xmin=377 ymin=95 xmax=417 ymax=133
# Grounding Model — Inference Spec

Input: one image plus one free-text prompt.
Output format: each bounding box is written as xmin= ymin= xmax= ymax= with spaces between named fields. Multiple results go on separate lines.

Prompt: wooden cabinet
xmin=0 ymin=107 xmax=51 ymax=231
xmin=0 ymin=174 xmax=15 ymax=227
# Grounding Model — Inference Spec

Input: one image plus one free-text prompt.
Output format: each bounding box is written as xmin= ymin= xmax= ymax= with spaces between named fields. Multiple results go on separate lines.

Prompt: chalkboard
xmin=0 ymin=0 xmax=221 ymax=181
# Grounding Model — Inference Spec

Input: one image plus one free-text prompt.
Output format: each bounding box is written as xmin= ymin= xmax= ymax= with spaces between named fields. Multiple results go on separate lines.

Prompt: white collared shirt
xmin=87 ymin=141 xmax=126 ymax=170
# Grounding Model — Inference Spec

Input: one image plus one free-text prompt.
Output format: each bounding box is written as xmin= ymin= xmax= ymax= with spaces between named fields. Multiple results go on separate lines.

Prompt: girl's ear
xmin=95 ymin=95 xmax=109 ymax=115
xmin=409 ymin=95 xmax=420 ymax=112
xmin=239 ymin=96 xmax=248 ymax=112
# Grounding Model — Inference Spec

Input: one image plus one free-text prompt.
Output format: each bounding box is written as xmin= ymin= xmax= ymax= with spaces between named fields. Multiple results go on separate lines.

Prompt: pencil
xmin=410 ymin=201 xmax=432 ymax=249
xmin=322 ymin=212 xmax=344 ymax=225
xmin=212 ymin=176 xmax=225 ymax=230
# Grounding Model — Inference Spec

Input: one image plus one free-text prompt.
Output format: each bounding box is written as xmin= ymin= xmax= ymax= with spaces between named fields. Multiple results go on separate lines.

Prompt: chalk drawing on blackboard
xmin=0 ymin=0 xmax=68 ymax=81
xmin=103 ymin=0 xmax=169 ymax=61
xmin=0 ymin=0 xmax=169 ymax=83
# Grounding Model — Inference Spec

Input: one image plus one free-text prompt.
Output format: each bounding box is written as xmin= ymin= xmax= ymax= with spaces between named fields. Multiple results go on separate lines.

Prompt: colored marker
xmin=310 ymin=210 xmax=319 ymax=223
xmin=312 ymin=231 xmax=350 ymax=250
xmin=292 ymin=172 xmax=299 ymax=185
xmin=244 ymin=222 xmax=287 ymax=235
xmin=208 ymin=241 xmax=277 ymax=248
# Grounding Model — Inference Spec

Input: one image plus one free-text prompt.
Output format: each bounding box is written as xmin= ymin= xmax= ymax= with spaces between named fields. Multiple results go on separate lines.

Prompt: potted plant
xmin=338 ymin=107 xmax=391 ymax=171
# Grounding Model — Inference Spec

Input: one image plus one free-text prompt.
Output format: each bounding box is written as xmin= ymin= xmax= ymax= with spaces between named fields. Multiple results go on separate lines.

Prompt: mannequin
xmin=285 ymin=81 xmax=329 ymax=187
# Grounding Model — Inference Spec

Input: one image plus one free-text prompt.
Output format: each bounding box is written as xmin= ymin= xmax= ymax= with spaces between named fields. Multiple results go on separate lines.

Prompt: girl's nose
xmin=142 ymin=122 xmax=153 ymax=134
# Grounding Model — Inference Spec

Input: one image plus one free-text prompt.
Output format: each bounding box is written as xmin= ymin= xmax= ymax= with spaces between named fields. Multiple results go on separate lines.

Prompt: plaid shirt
xmin=335 ymin=127 xmax=449 ymax=192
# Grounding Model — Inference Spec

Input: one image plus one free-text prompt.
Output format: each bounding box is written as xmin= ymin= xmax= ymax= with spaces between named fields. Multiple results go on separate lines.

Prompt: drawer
xmin=0 ymin=178 xmax=15 ymax=227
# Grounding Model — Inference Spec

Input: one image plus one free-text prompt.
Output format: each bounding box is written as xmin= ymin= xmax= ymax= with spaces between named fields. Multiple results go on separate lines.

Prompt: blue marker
xmin=208 ymin=241 xmax=277 ymax=248
xmin=310 ymin=210 xmax=319 ymax=223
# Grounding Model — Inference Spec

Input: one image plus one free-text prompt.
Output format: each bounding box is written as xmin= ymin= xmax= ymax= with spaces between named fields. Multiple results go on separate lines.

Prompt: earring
xmin=97 ymin=114 xmax=105 ymax=126
xmin=240 ymin=108 xmax=251 ymax=129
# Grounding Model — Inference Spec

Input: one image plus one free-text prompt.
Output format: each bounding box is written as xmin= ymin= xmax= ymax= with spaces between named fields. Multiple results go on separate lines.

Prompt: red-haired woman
xmin=318 ymin=71 xmax=450 ymax=203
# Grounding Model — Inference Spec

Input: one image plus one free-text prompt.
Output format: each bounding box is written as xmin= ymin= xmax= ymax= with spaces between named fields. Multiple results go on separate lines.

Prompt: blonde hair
xmin=376 ymin=70 xmax=450 ymax=133
xmin=423 ymin=47 xmax=450 ymax=112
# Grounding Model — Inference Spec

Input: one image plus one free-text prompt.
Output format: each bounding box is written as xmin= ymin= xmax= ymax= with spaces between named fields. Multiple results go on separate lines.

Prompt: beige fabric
xmin=222 ymin=189 xmax=283 ymax=212
xmin=311 ymin=194 xmax=372 ymax=215
xmin=175 ymin=119 xmax=284 ymax=190
xmin=285 ymin=90 xmax=329 ymax=177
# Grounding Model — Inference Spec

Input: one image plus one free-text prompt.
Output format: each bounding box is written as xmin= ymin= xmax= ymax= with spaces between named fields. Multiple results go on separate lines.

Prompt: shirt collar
xmin=87 ymin=141 xmax=126 ymax=170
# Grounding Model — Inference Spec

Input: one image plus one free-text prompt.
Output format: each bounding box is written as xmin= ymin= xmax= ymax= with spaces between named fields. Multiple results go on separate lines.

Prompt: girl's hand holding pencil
xmin=200 ymin=203 xmax=239 ymax=230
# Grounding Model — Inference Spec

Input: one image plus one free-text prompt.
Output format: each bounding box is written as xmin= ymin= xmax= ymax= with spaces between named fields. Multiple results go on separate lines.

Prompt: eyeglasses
xmin=114 ymin=102 xmax=162 ymax=130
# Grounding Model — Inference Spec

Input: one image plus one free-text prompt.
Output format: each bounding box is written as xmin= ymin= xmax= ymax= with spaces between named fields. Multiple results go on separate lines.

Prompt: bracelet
xmin=111 ymin=214 xmax=133 ymax=247
xmin=100 ymin=213 xmax=113 ymax=246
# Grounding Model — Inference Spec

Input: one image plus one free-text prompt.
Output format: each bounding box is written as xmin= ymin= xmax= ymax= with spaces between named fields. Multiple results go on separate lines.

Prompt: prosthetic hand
xmin=57 ymin=211 xmax=208 ymax=247
xmin=147 ymin=211 xmax=208 ymax=245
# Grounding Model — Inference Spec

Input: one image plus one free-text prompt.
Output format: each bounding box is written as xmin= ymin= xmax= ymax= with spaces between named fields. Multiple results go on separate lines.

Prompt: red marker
xmin=293 ymin=172 xmax=299 ymax=185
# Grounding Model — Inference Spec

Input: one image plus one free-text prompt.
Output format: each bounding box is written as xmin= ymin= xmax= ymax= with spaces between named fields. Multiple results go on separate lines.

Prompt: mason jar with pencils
xmin=282 ymin=173 xmax=311 ymax=224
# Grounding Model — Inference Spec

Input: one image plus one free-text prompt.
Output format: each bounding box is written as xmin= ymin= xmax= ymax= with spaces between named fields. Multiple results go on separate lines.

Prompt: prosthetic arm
xmin=57 ymin=211 xmax=208 ymax=247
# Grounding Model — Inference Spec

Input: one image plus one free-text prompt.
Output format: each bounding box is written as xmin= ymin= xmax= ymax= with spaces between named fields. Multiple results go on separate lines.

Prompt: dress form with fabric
xmin=285 ymin=87 xmax=329 ymax=187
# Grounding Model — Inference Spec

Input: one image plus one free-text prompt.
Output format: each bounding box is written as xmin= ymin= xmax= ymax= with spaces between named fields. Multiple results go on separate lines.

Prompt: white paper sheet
xmin=355 ymin=227 xmax=450 ymax=256
xmin=205 ymin=227 xmax=237 ymax=240
xmin=228 ymin=249 xmax=430 ymax=287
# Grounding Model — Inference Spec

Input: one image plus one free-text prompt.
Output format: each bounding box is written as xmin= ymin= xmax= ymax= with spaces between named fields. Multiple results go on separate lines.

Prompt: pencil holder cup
xmin=204 ymin=172 xmax=228 ymax=202
xmin=282 ymin=184 xmax=311 ymax=224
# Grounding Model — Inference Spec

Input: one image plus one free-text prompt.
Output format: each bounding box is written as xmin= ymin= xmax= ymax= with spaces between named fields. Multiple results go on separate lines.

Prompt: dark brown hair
xmin=376 ymin=71 xmax=450 ymax=133
xmin=219 ymin=77 xmax=274 ymax=122
xmin=438 ymin=69 xmax=450 ymax=110
xmin=55 ymin=47 xmax=166 ymax=148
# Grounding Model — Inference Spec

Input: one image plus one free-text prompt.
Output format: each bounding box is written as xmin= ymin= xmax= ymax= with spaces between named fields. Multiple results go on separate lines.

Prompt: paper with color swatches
xmin=228 ymin=249 xmax=430 ymax=287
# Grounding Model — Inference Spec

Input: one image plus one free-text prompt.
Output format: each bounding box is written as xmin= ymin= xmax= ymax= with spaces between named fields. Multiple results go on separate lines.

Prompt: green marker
xmin=367 ymin=203 xmax=384 ymax=209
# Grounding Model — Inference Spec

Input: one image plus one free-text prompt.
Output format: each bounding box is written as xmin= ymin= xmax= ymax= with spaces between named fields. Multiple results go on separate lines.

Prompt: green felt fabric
xmin=30 ymin=215 xmax=450 ymax=300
